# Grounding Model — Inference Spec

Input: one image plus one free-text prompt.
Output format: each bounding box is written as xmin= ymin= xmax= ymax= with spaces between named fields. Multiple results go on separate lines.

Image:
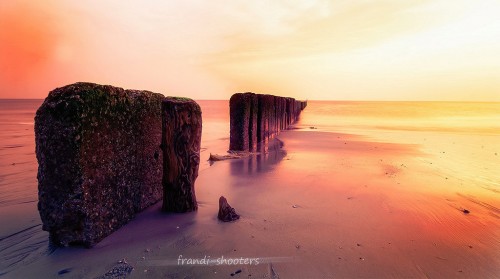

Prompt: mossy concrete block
xmin=35 ymin=82 xmax=164 ymax=246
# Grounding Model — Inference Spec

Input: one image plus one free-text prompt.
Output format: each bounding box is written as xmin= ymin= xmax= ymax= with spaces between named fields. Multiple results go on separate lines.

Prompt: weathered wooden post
xmin=161 ymin=97 xmax=202 ymax=213
xmin=274 ymin=97 xmax=281 ymax=134
xmin=248 ymin=94 xmax=259 ymax=152
xmin=257 ymin=94 xmax=274 ymax=144
xmin=229 ymin=93 xmax=256 ymax=151
xmin=279 ymin=97 xmax=284 ymax=133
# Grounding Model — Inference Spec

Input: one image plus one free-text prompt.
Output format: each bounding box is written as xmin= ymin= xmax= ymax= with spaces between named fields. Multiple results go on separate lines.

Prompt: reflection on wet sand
xmin=230 ymin=138 xmax=287 ymax=176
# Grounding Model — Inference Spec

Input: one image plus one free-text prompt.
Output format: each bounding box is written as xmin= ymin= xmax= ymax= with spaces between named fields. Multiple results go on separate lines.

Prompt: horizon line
xmin=1 ymin=98 xmax=499 ymax=103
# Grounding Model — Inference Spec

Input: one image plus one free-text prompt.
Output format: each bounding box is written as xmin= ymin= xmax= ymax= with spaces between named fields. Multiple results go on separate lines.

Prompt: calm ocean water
xmin=299 ymin=101 xmax=500 ymax=198
xmin=1 ymin=99 xmax=499 ymax=275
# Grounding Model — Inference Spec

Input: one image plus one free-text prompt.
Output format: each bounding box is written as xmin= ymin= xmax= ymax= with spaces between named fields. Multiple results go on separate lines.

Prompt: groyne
xmin=229 ymin=93 xmax=307 ymax=152
xmin=35 ymin=82 xmax=201 ymax=246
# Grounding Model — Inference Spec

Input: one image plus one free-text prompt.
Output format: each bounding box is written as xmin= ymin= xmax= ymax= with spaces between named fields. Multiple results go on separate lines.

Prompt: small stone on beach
xmin=96 ymin=263 xmax=134 ymax=279
xmin=58 ymin=268 xmax=71 ymax=275
xmin=231 ymin=269 xmax=242 ymax=276
xmin=462 ymin=209 xmax=470 ymax=214
xmin=218 ymin=196 xmax=240 ymax=222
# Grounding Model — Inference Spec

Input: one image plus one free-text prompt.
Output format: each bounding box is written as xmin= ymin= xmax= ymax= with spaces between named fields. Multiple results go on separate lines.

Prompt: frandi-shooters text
xmin=177 ymin=255 xmax=260 ymax=266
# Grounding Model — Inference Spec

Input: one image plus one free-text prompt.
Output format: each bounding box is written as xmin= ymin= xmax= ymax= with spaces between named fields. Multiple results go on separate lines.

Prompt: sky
xmin=1 ymin=0 xmax=499 ymax=101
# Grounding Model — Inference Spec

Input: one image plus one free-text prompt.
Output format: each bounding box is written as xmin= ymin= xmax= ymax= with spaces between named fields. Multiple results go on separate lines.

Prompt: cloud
xmin=206 ymin=0 xmax=500 ymax=100
xmin=1 ymin=0 xmax=499 ymax=100
xmin=218 ymin=0 xmax=332 ymax=36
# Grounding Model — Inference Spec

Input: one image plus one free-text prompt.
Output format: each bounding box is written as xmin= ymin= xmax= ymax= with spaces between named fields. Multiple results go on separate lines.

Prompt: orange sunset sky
xmin=1 ymin=0 xmax=499 ymax=101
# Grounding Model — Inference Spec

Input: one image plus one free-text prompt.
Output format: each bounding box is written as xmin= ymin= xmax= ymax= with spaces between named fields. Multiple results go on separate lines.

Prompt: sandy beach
xmin=1 ymin=100 xmax=499 ymax=278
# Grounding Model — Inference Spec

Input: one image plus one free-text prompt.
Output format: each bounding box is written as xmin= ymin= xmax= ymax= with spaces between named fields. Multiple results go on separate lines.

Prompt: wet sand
xmin=6 ymin=126 xmax=499 ymax=278
xmin=2 ymin=100 xmax=499 ymax=278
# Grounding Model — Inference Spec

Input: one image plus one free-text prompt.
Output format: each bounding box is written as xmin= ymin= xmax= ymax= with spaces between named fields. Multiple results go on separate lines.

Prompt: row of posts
xmin=35 ymin=83 xmax=306 ymax=247
xmin=229 ymin=92 xmax=307 ymax=152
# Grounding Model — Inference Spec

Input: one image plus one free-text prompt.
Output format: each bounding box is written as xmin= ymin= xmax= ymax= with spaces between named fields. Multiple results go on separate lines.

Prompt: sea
xmin=1 ymin=99 xmax=499 ymax=276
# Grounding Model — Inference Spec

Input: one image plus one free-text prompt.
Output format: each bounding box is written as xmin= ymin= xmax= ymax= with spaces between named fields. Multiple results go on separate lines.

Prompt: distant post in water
xmin=229 ymin=93 xmax=254 ymax=151
xmin=161 ymin=97 xmax=202 ymax=212
xmin=229 ymin=92 xmax=307 ymax=152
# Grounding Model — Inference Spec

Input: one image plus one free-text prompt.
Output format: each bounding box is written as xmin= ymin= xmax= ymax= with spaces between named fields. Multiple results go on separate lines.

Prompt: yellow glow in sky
xmin=1 ymin=0 xmax=499 ymax=100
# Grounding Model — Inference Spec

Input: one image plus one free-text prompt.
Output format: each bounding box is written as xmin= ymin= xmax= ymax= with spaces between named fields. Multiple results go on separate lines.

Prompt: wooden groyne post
xmin=229 ymin=92 xmax=307 ymax=152
xmin=161 ymin=97 xmax=202 ymax=213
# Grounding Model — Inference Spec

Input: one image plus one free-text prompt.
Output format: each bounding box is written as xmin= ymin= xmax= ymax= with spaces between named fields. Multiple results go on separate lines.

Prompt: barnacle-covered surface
xmin=35 ymin=82 xmax=164 ymax=247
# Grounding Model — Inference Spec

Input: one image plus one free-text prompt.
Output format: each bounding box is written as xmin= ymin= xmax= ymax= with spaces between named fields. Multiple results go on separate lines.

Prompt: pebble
xmin=95 ymin=263 xmax=134 ymax=279
xmin=58 ymin=268 xmax=72 ymax=275
xmin=231 ymin=269 xmax=243 ymax=276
